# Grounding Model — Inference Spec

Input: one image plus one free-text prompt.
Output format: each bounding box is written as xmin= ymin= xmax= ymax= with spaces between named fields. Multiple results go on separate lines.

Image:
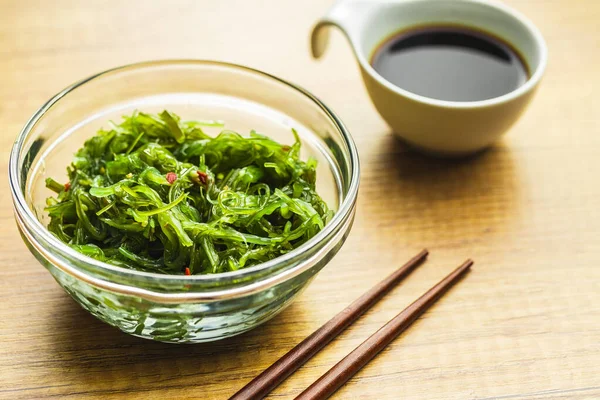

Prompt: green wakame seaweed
xmin=45 ymin=111 xmax=333 ymax=275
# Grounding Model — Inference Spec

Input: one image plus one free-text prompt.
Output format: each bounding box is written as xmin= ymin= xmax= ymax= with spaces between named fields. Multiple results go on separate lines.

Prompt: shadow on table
xmin=354 ymin=133 xmax=525 ymax=250
xmin=48 ymin=295 xmax=305 ymax=398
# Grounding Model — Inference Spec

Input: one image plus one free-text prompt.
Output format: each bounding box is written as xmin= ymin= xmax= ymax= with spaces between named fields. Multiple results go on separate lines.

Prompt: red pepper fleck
xmin=166 ymin=172 xmax=178 ymax=184
xmin=281 ymin=145 xmax=291 ymax=152
xmin=197 ymin=171 xmax=208 ymax=185
xmin=64 ymin=182 xmax=71 ymax=191
xmin=184 ymin=267 xmax=191 ymax=276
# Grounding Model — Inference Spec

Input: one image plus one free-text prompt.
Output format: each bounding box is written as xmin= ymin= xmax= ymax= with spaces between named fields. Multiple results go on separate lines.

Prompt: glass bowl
xmin=9 ymin=60 xmax=359 ymax=343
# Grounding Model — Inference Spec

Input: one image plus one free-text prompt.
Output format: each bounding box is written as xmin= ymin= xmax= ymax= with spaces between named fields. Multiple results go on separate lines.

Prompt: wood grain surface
xmin=0 ymin=0 xmax=598 ymax=399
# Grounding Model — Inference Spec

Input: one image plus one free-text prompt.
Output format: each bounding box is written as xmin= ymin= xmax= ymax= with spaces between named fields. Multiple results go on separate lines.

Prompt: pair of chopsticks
xmin=230 ymin=249 xmax=472 ymax=400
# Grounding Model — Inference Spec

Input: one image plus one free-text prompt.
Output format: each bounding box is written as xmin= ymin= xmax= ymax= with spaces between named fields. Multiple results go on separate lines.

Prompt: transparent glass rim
xmin=9 ymin=59 xmax=360 ymax=287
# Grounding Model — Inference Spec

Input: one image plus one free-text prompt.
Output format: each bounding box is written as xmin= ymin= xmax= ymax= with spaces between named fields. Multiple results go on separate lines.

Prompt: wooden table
xmin=1 ymin=0 xmax=598 ymax=398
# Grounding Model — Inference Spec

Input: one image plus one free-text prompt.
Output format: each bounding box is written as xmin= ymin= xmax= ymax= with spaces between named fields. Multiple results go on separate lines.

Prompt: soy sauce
xmin=371 ymin=26 xmax=529 ymax=102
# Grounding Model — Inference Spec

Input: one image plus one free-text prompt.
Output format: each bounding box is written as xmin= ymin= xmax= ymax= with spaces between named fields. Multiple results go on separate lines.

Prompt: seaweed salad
xmin=45 ymin=111 xmax=333 ymax=275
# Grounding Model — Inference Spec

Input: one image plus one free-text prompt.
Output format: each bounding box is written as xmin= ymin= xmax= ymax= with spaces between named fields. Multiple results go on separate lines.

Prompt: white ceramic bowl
xmin=312 ymin=0 xmax=548 ymax=156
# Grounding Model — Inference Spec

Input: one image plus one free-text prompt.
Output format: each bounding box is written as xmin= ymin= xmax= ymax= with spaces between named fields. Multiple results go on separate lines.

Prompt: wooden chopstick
xmin=294 ymin=259 xmax=473 ymax=400
xmin=230 ymin=249 xmax=429 ymax=400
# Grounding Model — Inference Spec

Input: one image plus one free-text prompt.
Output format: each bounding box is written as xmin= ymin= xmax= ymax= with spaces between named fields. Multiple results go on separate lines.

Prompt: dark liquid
xmin=371 ymin=26 xmax=529 ymax=102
